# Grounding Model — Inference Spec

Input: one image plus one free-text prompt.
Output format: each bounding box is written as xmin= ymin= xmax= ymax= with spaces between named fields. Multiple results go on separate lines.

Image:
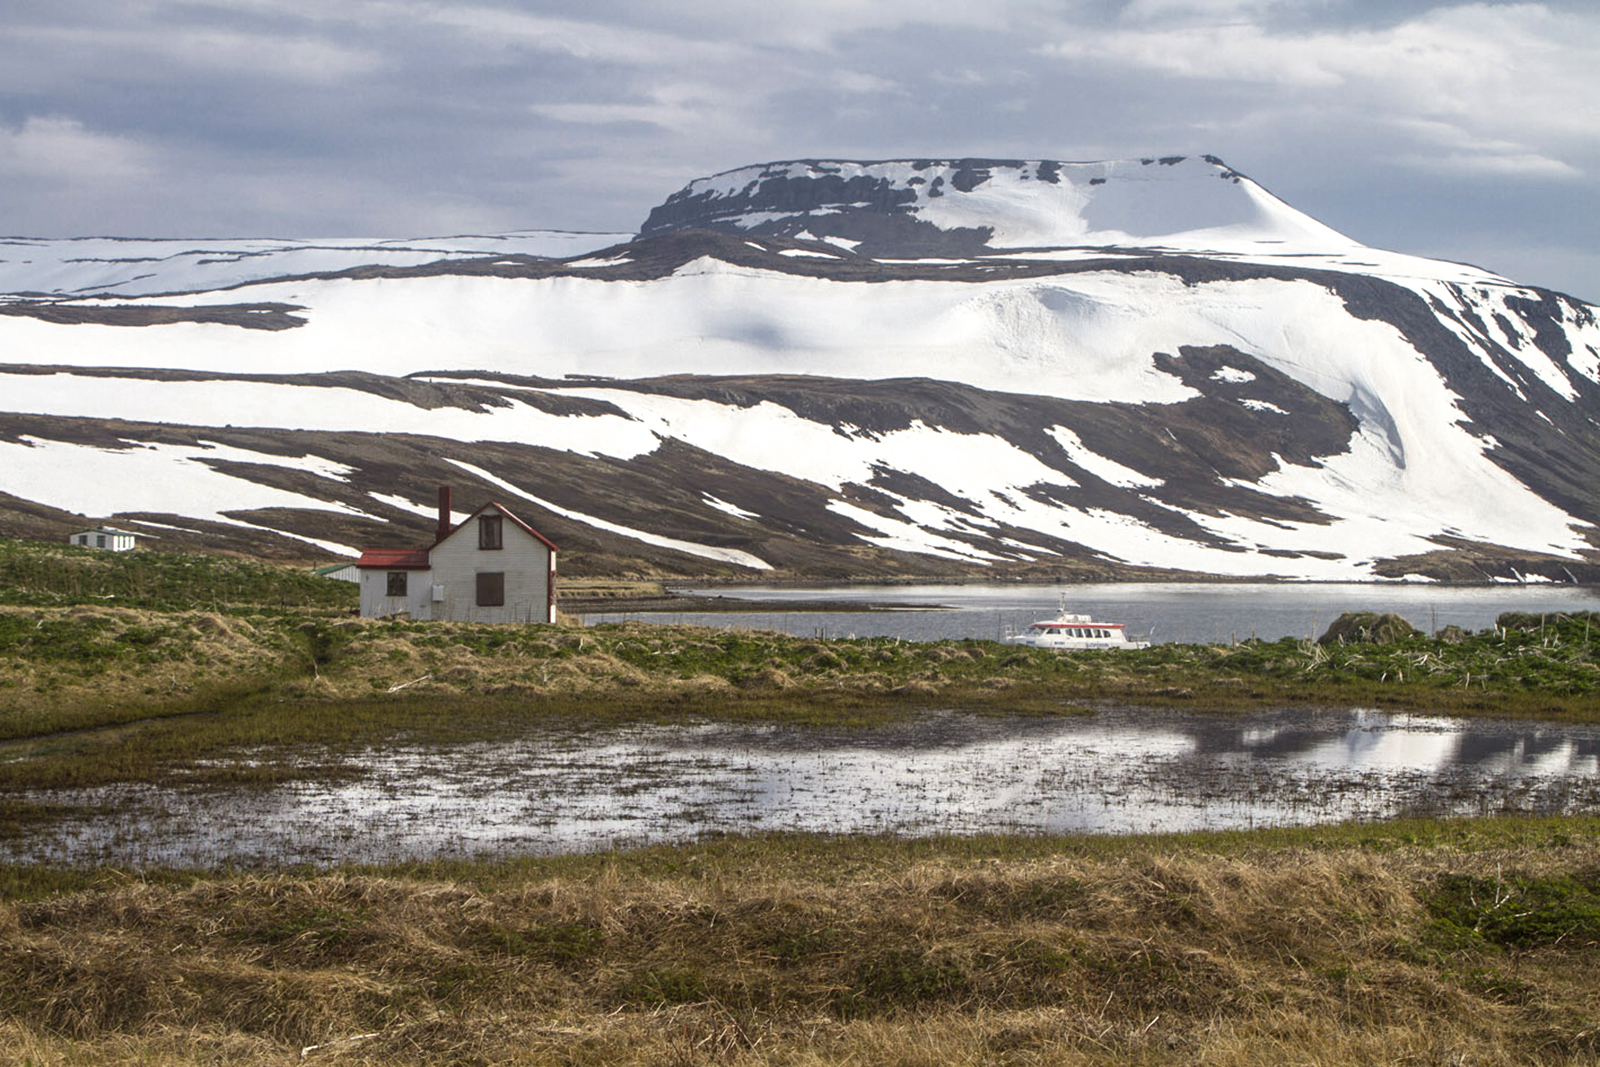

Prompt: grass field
xmin=4 ymin=539 xmax=1600 ymax=1064
xmin=4 ymin=818 xmax=1600 ymax=1065
xmin=2 ymin=537 xmax=1597 ymax=741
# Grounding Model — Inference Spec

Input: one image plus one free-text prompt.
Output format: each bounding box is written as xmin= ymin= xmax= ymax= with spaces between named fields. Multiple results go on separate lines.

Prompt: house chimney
xmin=437 ymin=486 xmax=452 ymax=541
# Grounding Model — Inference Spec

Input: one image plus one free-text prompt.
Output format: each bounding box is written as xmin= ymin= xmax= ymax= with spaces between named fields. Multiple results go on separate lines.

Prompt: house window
xmin=478 ymin=514 xmax=503 ymax=550
xmin=386 ymin=571 xmax=408 ymax=597
xmin=77 ymin=535 xmax=88 ymax=545
xmin=96 ymin=535 xmax=106 ymax=548
xmin=476 ymin=571 xmax=505 ymax=607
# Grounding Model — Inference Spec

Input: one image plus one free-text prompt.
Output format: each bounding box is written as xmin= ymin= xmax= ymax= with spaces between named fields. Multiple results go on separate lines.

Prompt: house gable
xmin=357 ymin=498 xmax=557 ymax=624
xmin=431 ymin=501 xmax=559 ymax=554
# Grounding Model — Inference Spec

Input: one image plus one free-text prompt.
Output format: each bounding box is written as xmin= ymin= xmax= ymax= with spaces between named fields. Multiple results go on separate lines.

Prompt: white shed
xmin=67 ymin=527 xmax=139 ymax=552
xmin=312 ymin=562 xmax=361 ymax=583
xmin=355 ymin=491 xmax=558 ymax=624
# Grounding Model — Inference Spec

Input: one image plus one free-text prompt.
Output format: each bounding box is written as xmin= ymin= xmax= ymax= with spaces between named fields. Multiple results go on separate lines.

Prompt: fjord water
xmin=9 ymin=708 xmax=1600 ymax=868
xmin=587 ymin=581 xmax=1600 ymax=643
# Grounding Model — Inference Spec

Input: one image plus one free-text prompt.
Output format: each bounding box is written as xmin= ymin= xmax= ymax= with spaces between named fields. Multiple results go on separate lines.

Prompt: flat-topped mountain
xmin=639 ymin=155 xmax=1356 ymax=258
xmin=0 ymin=156 xmax=1596 ymax=582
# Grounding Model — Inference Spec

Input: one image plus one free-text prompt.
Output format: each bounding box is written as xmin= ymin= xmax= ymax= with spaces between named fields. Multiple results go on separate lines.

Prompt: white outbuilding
xmin=67 ymin=527 xmax=140 ymax=552
xmin=355 ymin=488 xmax=558 ymax=624
xmin=312 ymin=562 xmax=361 ymax=583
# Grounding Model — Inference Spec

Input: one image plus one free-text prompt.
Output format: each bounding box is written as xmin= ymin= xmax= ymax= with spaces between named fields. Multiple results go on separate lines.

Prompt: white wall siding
xmin=429 ymin=516 xmax=554 ymax=624
xmin=359 ymin=567 xmax=434 ymax=619
xmin=68 ymin=528 xmax=137 ymax=551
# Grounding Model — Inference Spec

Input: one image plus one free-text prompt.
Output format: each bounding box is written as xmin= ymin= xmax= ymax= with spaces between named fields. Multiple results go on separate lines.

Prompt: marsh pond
xmin=9 ymin=707 xmax=1600 ymax=868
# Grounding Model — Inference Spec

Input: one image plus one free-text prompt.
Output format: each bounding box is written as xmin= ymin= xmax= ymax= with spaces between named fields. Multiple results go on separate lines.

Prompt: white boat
xmin=1006 ymin=602 xmax=1150 ymax=650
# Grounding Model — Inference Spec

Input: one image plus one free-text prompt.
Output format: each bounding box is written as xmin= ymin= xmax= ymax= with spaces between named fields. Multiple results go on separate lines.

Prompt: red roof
xmin=355 ymin=548 xmax=431 ymax=570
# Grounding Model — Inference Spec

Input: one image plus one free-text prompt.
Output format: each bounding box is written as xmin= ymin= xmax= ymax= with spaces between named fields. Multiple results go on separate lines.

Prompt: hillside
xmin=1 ymin=156 xmax=1597 ymax=580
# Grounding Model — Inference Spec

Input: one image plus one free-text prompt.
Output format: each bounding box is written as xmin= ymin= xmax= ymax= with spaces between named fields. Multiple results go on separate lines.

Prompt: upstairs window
xmin=476 ymin=571 xmax=505 ymax=607
xmin=479 ymin=514 xmax=503 ymax=550
xmin=386 ymin=571 xmax=408 ymax=597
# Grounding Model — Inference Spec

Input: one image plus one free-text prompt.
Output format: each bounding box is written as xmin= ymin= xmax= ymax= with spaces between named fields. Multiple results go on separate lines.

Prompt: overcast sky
xmin=2 ymin=0 xmax=1595 ymax=301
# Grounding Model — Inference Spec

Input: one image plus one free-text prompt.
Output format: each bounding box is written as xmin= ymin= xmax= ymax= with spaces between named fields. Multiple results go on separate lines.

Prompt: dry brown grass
xmin=4 ymin=826 xmax=1600 ymax=1065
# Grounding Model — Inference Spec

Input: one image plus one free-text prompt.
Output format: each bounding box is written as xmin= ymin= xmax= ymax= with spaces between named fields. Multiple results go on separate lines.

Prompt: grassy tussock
xmin=3 ymin=820 xmax=1600 ymax=1065
xmin=6 ymin=609 xmax=1599 ymax=733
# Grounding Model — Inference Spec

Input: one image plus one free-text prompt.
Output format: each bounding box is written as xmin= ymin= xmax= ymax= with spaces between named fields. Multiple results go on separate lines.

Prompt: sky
xmin=1 ymin=0 xmax=1596 ymax=302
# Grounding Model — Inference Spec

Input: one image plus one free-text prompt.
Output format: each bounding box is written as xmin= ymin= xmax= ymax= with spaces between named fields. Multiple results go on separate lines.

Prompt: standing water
xmin=7 ymin=708 xmax=1600 ymax=868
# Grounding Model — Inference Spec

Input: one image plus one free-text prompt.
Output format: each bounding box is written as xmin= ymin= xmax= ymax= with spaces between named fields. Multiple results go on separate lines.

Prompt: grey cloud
xmin=0 ymin=0 xmax=1592 ymax=300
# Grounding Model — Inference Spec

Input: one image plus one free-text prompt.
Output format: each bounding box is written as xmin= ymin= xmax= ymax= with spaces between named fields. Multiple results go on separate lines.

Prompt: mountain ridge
xmin=0 ymin=155 xmax=1596 ymax=582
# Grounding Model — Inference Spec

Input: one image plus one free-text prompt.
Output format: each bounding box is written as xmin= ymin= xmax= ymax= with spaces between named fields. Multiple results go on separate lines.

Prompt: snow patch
xmin=0 ymin=372 xmax=661 ymax=461
xmin=1046 ymin=426 xmax=1161 ymax=488
xmin=445 ymin=459 xmax=772 ymax=571
xmin=369 ymin=492 xmax=468 ymax=525
xmin=703 ymin=494 xmax=760 ymax=520
xmin=826 ymin=500 xmax=1005 ymax=563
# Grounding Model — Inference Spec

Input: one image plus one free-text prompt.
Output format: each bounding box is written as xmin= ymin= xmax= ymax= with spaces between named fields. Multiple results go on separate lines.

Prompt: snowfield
xmin=1 ymin=154 xmax=1596 ymax=579
xmin=0 ymin=231 xmax=628 ymax=298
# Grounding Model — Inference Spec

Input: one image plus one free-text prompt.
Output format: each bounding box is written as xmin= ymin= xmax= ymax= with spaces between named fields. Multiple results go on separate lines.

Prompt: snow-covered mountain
xmin=2 ymin=156 xmax=1597 ymax=581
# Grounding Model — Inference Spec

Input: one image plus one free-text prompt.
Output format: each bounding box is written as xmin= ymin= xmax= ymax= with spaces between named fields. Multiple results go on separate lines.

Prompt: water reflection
xmin=7 ymin=708 xmax=1600 ymax=868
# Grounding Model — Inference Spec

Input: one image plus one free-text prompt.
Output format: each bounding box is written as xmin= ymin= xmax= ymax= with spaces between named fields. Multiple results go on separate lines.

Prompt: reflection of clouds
xmin=1460 ymin=737 xmax=1599 ymax=777
xmin=1300 ymin=728 xmax=1461 ymax=773
xmin=8 ymin=709 xmax=1600 ymax=867
xmin=1195 ymin=710 xmax=1600 ymax=777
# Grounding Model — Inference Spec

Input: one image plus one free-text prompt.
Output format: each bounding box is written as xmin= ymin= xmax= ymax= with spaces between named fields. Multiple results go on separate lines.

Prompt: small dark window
xmin=479 ymin=514 xmax=503 ymax=550
xmin=96 ymin=535 xmax=106 ymax=548
xmin=386 ymin=571 xmax=408 ymax=597
xmin=476 ymin=571 xmax=505 ymax=607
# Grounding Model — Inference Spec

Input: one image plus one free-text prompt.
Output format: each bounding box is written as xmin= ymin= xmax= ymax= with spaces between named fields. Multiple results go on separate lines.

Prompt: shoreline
xmin=561 ymin=592 xmax=953 ymax=614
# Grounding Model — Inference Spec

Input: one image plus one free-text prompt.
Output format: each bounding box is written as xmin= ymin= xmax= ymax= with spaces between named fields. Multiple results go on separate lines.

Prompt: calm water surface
xmin=11 ymin=708 xmax=1600 ymax=868
xmin=585 ymin=581 xmax=1600 ymax=643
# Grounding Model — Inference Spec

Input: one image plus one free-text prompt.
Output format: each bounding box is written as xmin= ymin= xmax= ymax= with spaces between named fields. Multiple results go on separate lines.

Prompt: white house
xmin=355 ymin=488 xmax=558 ymax=623
xmin=67 ymin=527 xmax=139 ymax=551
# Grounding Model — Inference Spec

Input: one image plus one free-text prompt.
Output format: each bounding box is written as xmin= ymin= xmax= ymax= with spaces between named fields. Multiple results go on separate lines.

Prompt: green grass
xmin=0 ymin=536 xmax=357 ymax=612
xmin=0 ymin=609 xmax=1595 ymax=796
